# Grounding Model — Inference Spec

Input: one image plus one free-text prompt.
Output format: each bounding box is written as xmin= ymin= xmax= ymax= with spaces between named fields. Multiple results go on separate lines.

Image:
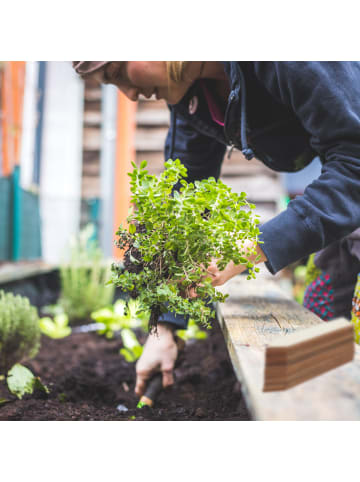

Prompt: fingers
xmin=189 ymin=287 xmax=198 ymax=298
xmin=161 ymin=369 xmax=174 ymax=388
xmin=135 ymin=371 xmax=151 ymax=397
xmin=207 ymin=260 xmax=218 ymax=274
xmin=136 ymin=366 xmax=175 ymax=395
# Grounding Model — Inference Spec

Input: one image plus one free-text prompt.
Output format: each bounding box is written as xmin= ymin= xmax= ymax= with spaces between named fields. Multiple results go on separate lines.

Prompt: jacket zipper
xmin=224 ymin=91 xmax=238 ymax=158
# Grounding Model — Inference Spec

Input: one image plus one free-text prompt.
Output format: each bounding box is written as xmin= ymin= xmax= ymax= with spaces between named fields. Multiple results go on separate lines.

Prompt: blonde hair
xmin=166 ymin=61 xmax=190 ymax=83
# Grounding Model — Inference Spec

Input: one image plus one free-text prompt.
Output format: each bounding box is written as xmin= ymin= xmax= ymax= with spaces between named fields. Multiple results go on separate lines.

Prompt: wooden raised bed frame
xmin=216 ymin=275 xmax=360 ymax=421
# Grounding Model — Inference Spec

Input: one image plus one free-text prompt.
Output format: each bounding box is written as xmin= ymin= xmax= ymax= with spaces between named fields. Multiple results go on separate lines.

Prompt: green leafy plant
xmin=119 ymin=328 xmax=143 ymax=362
xmin=176 ymin=318 xmax=208 ymax=342
xmin=91 ymin=298 xmax=149 ymax=362
xmin=305 ymin=253 xmax=322 ymax=287
xmin=0 ymin=291 xmax=41 ymax=374
xmin=111 ymin=159 xmax=261 ymax=330
xmin=7 ymin=364 xmax=49 ymax=399
xmin=91 ymin=298 xmax=150 ymax=339
xmin=0 ymin=291 xmax=48 ymax=400
xmin=58 ymin=224 xmax=115 ymax=322
xmin=39 ymin=313 xmax=72 ymax=339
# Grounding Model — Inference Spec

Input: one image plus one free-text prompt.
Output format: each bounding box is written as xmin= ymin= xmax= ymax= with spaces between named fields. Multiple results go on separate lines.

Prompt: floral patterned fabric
xmin=303 ymin=272 xmax=335 ymax=321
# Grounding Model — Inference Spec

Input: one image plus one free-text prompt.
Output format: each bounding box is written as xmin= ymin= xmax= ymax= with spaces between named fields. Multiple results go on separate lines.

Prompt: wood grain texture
xmin=0 ymin=261 xmax=56 ymax=284
xmin=216 ymin=276 xmax=360 ymax=420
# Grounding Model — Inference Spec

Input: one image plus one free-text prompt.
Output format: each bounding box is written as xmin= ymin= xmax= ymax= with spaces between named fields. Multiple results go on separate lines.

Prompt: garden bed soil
xmin=0 ymin=321 xmax=250 ymax=421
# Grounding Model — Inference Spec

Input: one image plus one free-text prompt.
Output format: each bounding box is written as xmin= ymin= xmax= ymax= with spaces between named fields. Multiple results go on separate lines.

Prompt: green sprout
xmin=39 ymin=314 xmax=72 ymax=339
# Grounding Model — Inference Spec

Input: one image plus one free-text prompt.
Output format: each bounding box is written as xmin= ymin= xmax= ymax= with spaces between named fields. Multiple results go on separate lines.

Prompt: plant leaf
xmin=39 ymin=315 xmax=71 ymax=339
xmin=114 ymin=299 xmax=127 ymax=317
xmin=119 ymin=329 xmax=143 ymax=362
xmin=7 ymin=364 xmax=36 ymax=399
xmin=91 ymin=307 xmax=114 ymax=322
xmin=33 ymin=377 xmax=50 ymax=395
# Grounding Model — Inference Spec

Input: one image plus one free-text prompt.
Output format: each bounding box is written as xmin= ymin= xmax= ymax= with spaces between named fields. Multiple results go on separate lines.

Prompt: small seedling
xmin=119 ymin=328 xmax=143 ymax=362
xmin=6 ymin=364 xmax=49 ymax=399
xmin=176 ymin=318 xmax=208 ymax=341
xmin=39 ymin=313 xmax=72 ymax=339
xmin=91 ymin=298 xmax=150 ymax=339
xmin=58 ymin=392 xmax=67 ymax=403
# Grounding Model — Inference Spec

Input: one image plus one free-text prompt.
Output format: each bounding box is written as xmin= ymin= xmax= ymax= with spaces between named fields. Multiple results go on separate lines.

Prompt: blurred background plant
xmin=45 ymin=224 xmax=115 ymax=323
xmin=291 ymin=254 xmax=321 ymax=305
xmin=91 ymin=297 xmax=149 ymax=362
xmin=292 ymin=264 xmax=307 ymax=304
xmin=0 ymin=291 xmax=48 ymax=400
xmin=91 ymin=297 xmax=208 ymax=362
xmin=176 ymin=318 xmax=208 ymax=342
xmin=0 ymin=290 xmax=40 ymax=374
xmin=91 ymin=297 xmax=150 ymax=338
xmin=39 ymin=313 xmax=72 ymax=339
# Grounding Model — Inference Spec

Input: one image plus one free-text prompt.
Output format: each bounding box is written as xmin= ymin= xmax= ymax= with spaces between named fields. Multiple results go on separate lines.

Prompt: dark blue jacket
xmin=164 ymin=61 xmax=360 ymax=276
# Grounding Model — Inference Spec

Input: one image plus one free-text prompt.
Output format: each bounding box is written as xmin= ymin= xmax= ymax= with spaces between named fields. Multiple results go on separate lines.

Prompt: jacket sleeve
xmin=164 ymin=107 xmax=226 ymax=184
xmin=254 ymin=61 xmax=360 ymax=274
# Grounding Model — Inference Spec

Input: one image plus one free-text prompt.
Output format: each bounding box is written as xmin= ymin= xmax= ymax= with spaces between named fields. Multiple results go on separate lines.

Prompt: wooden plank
xmin=136 ymin=109 xmax=170 ymax=126
xmin=82 ymin=177 xmax=100 ymax=198
xmin=216 ymin=275 xmax=360 ymax=420
xmin=222 ymin=175 xmax=286 ymax=203
xmin=83 ymin=127 xmax=101 ymax=151
xmin=84 ymin=88 xmax=102 ymax=102
xmin=83 ymin=110 xmax=102 ymax=126
xmin=264 ymin=318 xmax=354 ymax=391
xmin=135 ymin=151 xmax=164 ymax=172
xmin=135 ymin=127 xmax=168 ymax=151
xmin=138 ymin=100 xmax=168 ymax=111
xmin=0 ymin=261 xmax=56 ymax=284
xmin=221 ymin=155 xmax=278 ymax=177
xmin=82 ymin=162 xmax=100 ymax=177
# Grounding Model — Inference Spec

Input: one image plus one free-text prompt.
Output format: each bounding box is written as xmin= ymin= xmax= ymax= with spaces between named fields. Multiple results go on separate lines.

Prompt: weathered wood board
xmin=216 ymin=275 xmax=360 ymax=420
xmin=0 ymin=261 xmax=56 ymax=284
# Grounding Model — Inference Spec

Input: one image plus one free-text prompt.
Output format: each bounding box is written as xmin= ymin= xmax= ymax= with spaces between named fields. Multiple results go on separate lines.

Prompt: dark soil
xmin=0 ymin=320 xmax=251 ymax=421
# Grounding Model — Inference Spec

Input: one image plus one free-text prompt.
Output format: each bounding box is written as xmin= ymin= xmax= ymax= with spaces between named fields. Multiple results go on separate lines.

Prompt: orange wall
xmin=112 ymin=91 xmax=137 ymax=259
xmin=1 ymin=61 xmax=25 ymax=176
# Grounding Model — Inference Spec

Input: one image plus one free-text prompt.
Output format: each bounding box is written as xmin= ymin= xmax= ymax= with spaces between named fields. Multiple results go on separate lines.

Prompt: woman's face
xmin=92 ymin=61 xmax=194 ymax=105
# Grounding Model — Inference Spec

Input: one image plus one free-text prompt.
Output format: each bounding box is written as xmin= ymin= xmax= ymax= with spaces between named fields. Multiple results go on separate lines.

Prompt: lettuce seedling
xmin=39 ymin=314 xmax=72 ymax=339
xmin=119 ymin=328 xmax=143 ymax=362
xmin=176 ymin=318 xmax=208 ymax=342
xmin=7 ymin=364 xmax=49 ymax=399
xmin=111 ymin=159 xmax=261 ymax=331
xmin=91 ymin=298 xmax=150 ymax=339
